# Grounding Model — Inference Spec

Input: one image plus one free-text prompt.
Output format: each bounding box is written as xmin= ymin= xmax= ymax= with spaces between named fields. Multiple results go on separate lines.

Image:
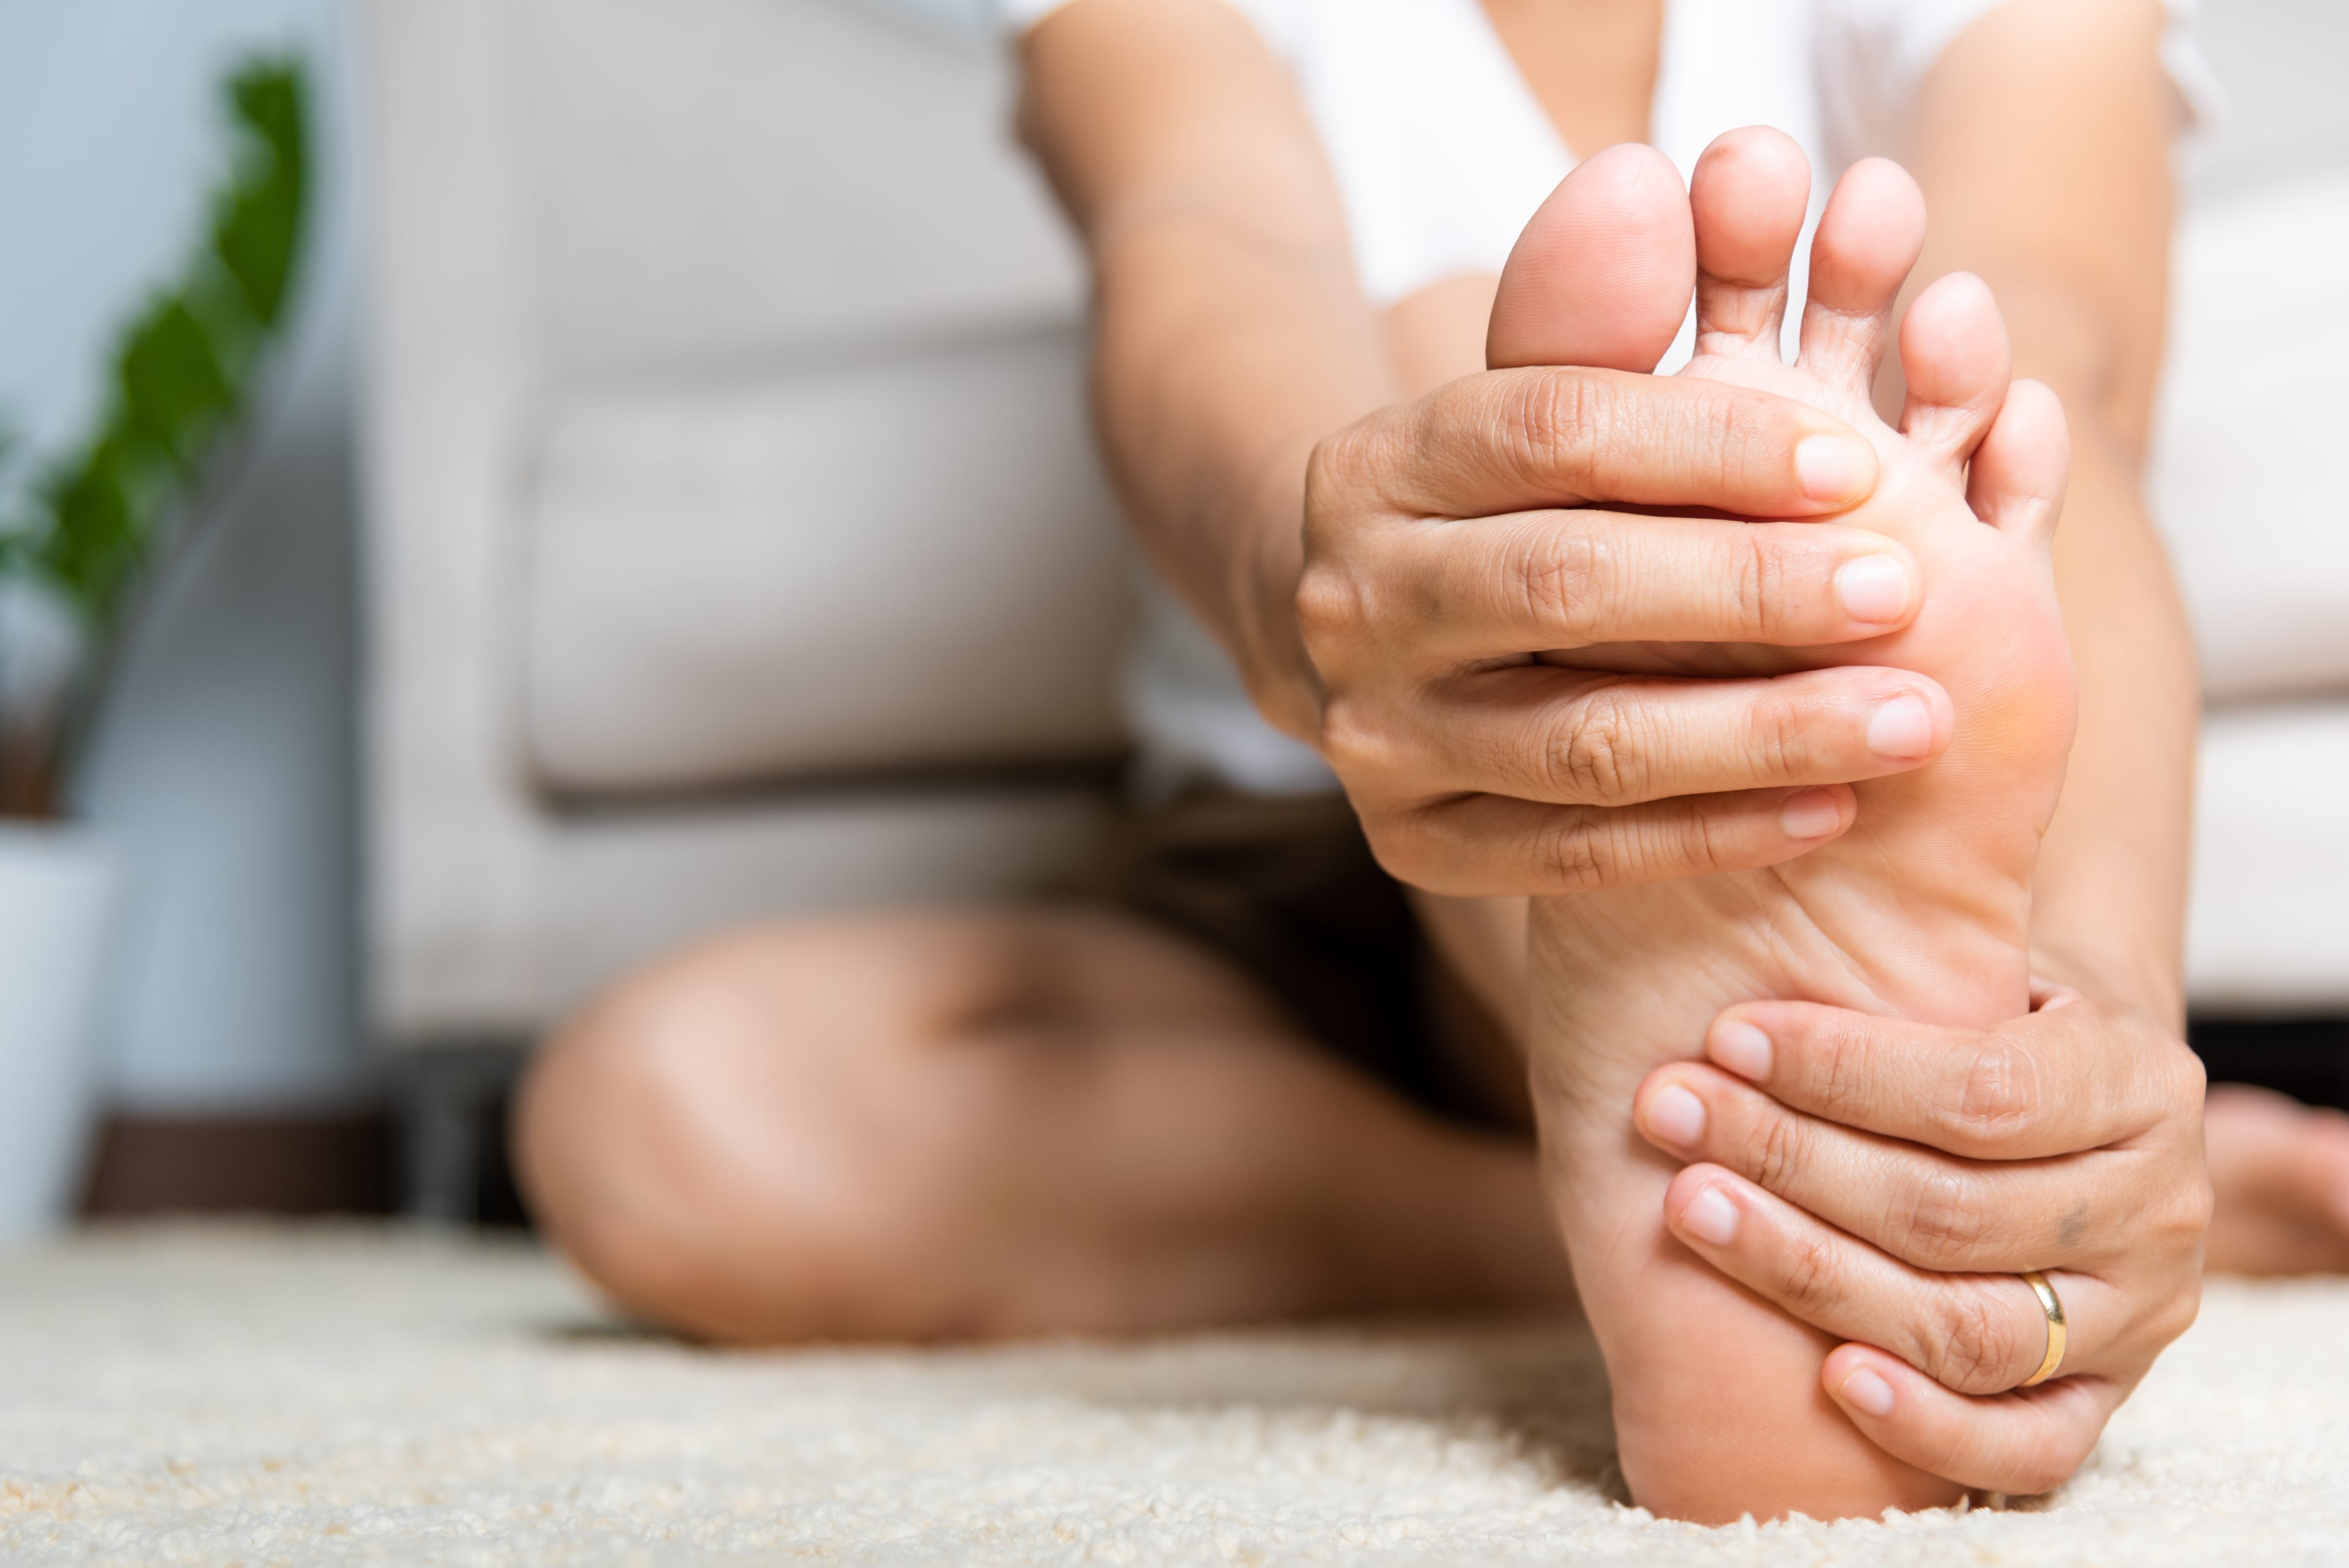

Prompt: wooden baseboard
xmin=79 ymin=1110 xmax=396 ymax=1217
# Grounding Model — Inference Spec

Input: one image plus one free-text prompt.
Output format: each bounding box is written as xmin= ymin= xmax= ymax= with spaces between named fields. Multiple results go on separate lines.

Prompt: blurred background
xmin=0 ymin=0 xmax=2343 ymax=1235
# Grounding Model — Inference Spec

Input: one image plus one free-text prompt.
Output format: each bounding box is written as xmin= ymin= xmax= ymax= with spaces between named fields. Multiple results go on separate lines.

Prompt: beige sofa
xmin=360 ymin=0 xmax=2349 ymax=1203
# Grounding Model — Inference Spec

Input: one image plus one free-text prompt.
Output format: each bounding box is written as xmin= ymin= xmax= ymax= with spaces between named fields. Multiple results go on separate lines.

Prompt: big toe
xmin=1489 ymin=143 xmax=1695 ymax=373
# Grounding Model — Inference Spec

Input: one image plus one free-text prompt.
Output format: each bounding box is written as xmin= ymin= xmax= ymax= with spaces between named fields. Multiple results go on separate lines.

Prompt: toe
xmin=1965 ymin=378 xmax=2069 ymax=543
xmin=1689 ymin=127 xmax=1811 ymax=363
xmin=1795 ymin=158 xmax=1926 ymax=400
xmin=1898 ymin=271 xmax=2014 ymax=465
xmin=1488 ymin=143 xmax=1694 ymax=373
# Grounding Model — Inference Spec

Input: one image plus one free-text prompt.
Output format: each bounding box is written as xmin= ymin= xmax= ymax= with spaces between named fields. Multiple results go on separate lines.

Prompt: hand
xmin=1627 ymin=986 xmax=2210 ymax=1495
xmin=1294 ymin=368 xmax=1960 ymax=896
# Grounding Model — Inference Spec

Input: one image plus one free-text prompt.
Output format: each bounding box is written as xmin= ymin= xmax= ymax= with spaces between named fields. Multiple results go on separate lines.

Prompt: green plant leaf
xmin=7 ymin=53 xmax=310 ymax=636
xmin=116 ymin=290 xmax=238 ymax=472
xmin=213 ymin=64 xmax=306 ymax=329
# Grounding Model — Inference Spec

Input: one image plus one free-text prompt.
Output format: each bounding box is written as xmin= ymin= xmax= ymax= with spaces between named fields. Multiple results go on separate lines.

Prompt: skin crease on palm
xmin=1489 ymin=131 xmax=2077 ymax=1523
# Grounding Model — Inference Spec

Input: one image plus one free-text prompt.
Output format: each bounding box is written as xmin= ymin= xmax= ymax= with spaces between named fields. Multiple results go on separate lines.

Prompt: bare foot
xmin=2202 ymin=1083 xmax=2349 ymax=1275
xmin=1489 ymin=132 xmax=2077 ymax=1522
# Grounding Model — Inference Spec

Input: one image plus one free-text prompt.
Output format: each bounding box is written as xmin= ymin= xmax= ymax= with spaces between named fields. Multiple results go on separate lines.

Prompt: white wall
xmin=0 ymin=0 xmax=366 ymax=1113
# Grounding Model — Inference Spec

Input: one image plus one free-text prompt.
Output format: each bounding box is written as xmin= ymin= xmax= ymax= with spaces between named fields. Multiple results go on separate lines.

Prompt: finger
xmin=1489 ymin=143 xmax=1694 ymax=374
xmin=1896 ymin=271 xmax=2013 ymax=464
xmin=1698 ymin=995 xmax=2194 ymax=1159
xmin=1373 ymin=664 xmax=1951 ymax=809
xmin=1822 ymin=1343 xmax=2120 ymax=1497
xmin=1661 ymin=1163 xmax=2113 ymax=1394
xmin=1688 ymin=126 xmax=1811 ymax=361
xmin=1376 ymin=510 xmax=1923 ymax=658
xmin=1373 ymin=784 xmax=1854 ymax=896
xmin=1795 ymin=158 xmax=1925 ymax=401
xmin=1638 ymin=1063 xmax=2137 ymax=1273
xmin=1965 ymin=377 xmax=2068 ymax=545
xmin=1326 ymin=368 xmax=1880 ymax=524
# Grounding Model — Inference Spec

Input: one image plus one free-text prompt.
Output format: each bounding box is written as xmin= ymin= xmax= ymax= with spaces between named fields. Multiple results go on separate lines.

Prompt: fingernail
xmin=1833 ymin=554 xmax=1912 ymax=624
xmin=1865 ymin=694 xmax=1935 ymax=760
xmin=1643 ymin=1084 xmax=1707 ymax=1150
xmin=1681 ymin=1185 xmax=1740 ymax=1247
xmin=1839 ymin=1367 xmax=1896 ymax=1418
xmin=1709 ymin=1020 xmax=1772 ymax=1082
xmin=1795 ymin=434 xmax=1873 ymax=503
xmin=1779 ymin=788 xmax=1844 ymax=839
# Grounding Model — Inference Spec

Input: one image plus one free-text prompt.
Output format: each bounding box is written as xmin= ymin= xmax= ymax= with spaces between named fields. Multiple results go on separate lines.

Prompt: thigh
xmin=515 ymin=903 xmax=1569 ymax=1342
xmin=513 ymin=905 xmax=1319 ymax=1333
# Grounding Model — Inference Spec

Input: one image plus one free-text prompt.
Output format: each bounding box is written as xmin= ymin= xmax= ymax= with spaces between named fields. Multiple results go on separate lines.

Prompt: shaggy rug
xmin=2 ymin=1224 xmax=2345 ymax=1566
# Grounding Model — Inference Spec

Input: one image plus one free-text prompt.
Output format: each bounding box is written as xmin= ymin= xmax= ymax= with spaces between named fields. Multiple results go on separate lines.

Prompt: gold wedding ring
xmin=2018 ymin=1269 xmax=2068 ymax=1387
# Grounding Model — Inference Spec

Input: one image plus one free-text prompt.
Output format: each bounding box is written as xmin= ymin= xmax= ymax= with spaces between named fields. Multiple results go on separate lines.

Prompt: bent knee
xmin=512 ymin=927 xmax=1017 ymax=1344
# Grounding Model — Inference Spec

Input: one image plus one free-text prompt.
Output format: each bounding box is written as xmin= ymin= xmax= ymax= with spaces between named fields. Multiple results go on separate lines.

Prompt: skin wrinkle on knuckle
xmin=1509 ymin=371 xmax=1605 ymax=497
xmin=1727 ymin=529 xmax=1779 ymax=640
xmin=1746 ymin=689 xmax=1811 ymax=785
xmin=1541 ymin=816 xmax=1612 ymax=892
xmin=1902 ymin=1168 xmax=1992 ymax=1270
xmin=1518 ymin=526 xmax=1611 ymax=645
xmin=1931 ymin=1285 xmax=2022 ymax=1394
xmin=1951 ymin=1040 xmax=2043 ymax=1151
xmin=1698 ymin=387 xmax=1772 ymax=496
xmin=1680 ymin=795 xmax=1739 ymax=877
xmin=1552 ymin=689 xmax=1646 ymax=806
xmin=1776 ymin=1228 xmax=1845 ymax=1321
xmin=1806 ymin=1017 xmax=1872 ymax=1123
xmin=1747 ymin=1110 xmax=1809 ymax=1197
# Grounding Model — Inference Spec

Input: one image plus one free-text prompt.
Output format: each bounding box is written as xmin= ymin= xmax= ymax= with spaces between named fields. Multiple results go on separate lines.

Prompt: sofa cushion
xmin=522 ymin=0 xmax=1082 ymax=381
xmin=2150 ymin=173 xmax=2349 ymax=703
xmin=521 ymin=326 xmax=1132 ymax=795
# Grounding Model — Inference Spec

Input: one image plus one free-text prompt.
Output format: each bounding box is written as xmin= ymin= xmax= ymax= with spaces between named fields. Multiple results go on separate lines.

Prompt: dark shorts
xmin=1079 ymin=787 xmax=1515 ymax=1130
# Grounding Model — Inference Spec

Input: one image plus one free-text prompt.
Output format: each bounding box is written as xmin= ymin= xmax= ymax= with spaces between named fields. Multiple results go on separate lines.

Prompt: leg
xmin=513 ymin=905 xmax=1572 ymax=1345
xmin=2203 ymin=1084 xmax=2349 ymax=1275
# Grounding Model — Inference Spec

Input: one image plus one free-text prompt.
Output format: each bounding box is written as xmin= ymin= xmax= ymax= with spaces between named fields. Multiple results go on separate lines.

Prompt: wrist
xmin=1228 ymin=434 xmax=1326 ymax=741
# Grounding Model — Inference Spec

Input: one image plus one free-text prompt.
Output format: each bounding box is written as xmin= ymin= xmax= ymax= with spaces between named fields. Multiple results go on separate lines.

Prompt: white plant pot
xmin=0 ymin=824 xmax=117 ymax=1245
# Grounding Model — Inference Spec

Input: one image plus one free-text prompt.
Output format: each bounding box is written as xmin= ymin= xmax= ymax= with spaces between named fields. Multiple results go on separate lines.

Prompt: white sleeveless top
xmin=1001 ymin=0 xmax=2205 ymax=798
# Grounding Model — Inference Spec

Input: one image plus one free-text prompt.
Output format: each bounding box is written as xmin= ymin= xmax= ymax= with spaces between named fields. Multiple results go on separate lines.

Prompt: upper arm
xmin=1010 ymin=0 xmax=1397 ymax=723
xmin=1015 ymin=0 xmax=1353 ymax=283
xmin=1906 ymin=0 xmax=2178 ymax=449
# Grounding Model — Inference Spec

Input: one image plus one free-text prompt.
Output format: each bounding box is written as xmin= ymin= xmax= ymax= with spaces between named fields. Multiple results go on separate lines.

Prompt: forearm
xmin=1019 ymin=0 xmax=1398 ymax=737
xmin=1090 ymin=212 xmax=1395 ymax=735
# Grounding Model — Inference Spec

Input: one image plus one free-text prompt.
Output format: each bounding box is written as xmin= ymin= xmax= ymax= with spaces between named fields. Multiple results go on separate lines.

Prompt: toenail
xmin=1681 ymin=1186 xmax=1739 ymax=1247
xmin=1644 ymin=1085 xmax=1707 ymax=1150
xmin=1709 ymin=1020 xmax=1772 ymax=1082
xmin=1865 ymin=694 xmax=1935 ymax=759
xmin=1839 ymin=1367 xmax=1896 ymax=1418
xmin=1779 ymin=789 xmax=1844 ymax=840
xmin=1795 ymin=434 xmax=1874 ymax=503
xmin=1834 ymin=554 xmax=1912 ymax=623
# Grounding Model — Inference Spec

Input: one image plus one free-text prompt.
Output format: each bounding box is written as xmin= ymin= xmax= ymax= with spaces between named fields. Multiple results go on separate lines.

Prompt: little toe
xmin=1489 ymin=143 xmax=1695 ymax=373
xmin=1689 ymin=127 xmax=1811 ymax=362
xmin=1795 ymin=158 xmax=1926 ymax=399
xmin=1965 ymin=378 xmax=2069 ymax=543
xmin=1898 ymin=271 xmax=2014 ymax=464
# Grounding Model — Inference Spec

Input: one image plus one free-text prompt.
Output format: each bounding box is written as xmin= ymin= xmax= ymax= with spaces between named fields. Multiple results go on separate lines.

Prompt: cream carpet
xmin=3 ymin=1224 xmax=2345 ymax=1566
